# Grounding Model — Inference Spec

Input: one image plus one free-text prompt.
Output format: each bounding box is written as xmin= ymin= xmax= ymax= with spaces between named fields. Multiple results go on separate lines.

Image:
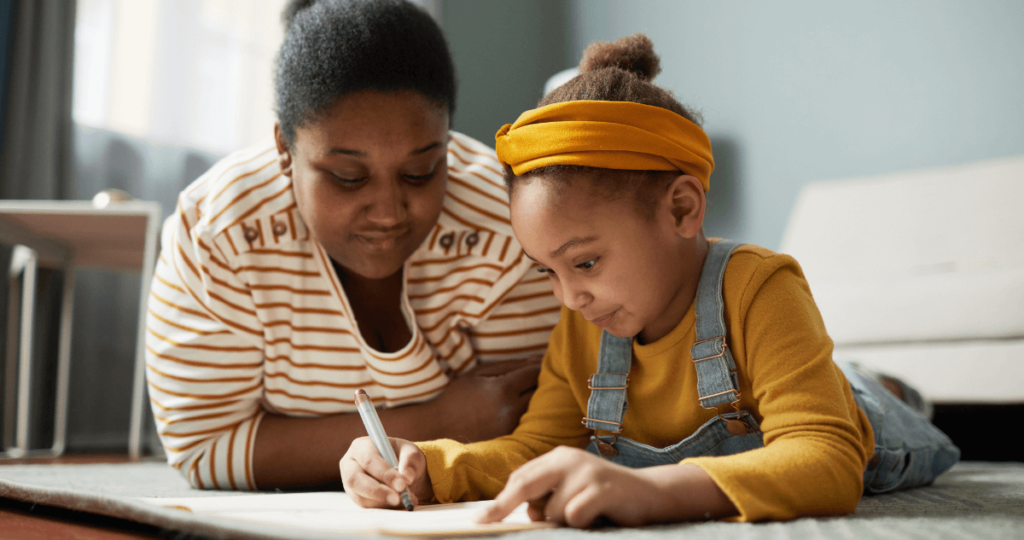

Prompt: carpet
xmin=1 ymin=460 xmax=1022 ymax=539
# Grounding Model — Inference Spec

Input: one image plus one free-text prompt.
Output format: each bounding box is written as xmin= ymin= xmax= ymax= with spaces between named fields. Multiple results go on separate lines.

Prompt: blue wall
xmin=566 ymin=0 xmax=1024 ymax=248
xmin=442 ymin=0 xmax=573 ymax=147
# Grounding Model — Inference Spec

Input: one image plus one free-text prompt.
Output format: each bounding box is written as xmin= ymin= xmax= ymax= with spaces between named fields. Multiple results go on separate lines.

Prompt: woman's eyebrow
xmin=410 ymin=141 xmax=444 ymax=156
xmin=327 ymin=141 xmax=443 ymax=157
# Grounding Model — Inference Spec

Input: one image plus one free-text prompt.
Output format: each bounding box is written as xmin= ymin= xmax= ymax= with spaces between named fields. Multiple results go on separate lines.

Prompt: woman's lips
xmin=354 ymin=229 xmax=408 ymax=252
xmin=588 ymin=308 xmax=619 ymax=329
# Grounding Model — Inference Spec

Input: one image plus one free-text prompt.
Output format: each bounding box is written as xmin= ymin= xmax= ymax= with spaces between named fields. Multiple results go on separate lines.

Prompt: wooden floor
xmin=0 ymin=454 xmax=184 ymax=540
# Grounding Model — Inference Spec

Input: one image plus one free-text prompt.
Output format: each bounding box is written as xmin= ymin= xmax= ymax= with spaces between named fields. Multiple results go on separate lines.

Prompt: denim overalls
xmin=583 ymin=240 xmax=960 ymax=494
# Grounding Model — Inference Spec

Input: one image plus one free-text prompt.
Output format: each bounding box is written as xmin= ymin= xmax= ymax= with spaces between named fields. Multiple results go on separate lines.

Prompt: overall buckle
xmin=587 ymin=373 xmax=629 ymax=390
xmin=692 ymin=335 xmax=728 ymax=363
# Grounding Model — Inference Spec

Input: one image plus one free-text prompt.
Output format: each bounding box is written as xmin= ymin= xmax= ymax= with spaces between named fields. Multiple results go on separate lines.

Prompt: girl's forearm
xmin=638 ymin=464 xmax=739 ymax=522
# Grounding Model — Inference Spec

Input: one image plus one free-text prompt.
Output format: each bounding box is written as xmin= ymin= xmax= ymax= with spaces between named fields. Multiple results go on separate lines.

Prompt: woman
xmin=146 ymin=0 xmax=559 ymax=490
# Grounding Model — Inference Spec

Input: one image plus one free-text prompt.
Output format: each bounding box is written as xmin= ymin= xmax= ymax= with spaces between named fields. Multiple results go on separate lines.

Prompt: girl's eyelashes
xmin=535 ymin=258 xmax=597 ymax=276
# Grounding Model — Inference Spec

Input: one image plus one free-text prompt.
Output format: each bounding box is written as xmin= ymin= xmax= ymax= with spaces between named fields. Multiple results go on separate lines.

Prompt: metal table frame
xmin=0 ymin=200 xmax=161 ymax=460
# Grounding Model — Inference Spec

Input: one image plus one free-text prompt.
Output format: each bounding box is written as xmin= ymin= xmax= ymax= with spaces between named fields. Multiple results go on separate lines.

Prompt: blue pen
xmin=354 ymin=389 xmax=414 ymax=511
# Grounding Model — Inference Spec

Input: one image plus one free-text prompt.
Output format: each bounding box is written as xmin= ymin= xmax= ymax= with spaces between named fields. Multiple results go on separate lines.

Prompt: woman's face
xmin=277 ymin=91 xmax=449 ymax=280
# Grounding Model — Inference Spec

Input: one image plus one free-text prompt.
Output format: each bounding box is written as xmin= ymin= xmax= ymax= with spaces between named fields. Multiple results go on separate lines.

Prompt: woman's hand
xmin=340 ymin=436 xmax=434 ymax=509
xmin=429 ymin=357 xmax=543 ymax=443
xmin=476 ymin=446 xmax=738 ymax=528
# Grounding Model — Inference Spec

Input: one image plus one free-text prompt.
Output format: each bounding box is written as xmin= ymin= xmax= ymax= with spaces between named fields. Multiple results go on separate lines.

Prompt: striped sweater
xmin=145 ymin=132 xmax=560 ymax=490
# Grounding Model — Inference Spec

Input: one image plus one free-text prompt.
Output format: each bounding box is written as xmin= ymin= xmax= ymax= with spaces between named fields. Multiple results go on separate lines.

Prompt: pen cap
xmin=353 ymin=389 xmax=400 ymax=468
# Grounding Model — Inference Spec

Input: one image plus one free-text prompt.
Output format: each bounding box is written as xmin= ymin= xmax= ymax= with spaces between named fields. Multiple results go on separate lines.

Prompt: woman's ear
xmin=274 ymin=123 xmax=293 ymax=177
xmin=665 ymin=174 xmax=706 ymax=239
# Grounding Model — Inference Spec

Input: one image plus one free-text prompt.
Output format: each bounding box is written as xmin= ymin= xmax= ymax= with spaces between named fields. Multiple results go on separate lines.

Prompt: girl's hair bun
xmin=282 ymin=0 xmax=318 ymax=31
xmin=578 ymin=34 xmax=661 ymax=82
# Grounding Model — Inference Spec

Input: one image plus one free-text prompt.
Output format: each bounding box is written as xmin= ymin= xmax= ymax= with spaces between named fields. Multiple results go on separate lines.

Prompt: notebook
xmin=138 ymin=491 xmax=557 ymax=537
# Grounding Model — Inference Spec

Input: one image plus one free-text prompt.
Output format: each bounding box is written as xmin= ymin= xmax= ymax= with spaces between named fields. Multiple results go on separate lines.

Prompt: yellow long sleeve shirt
xmin=417 ymin=243 xmax=874 ymax=522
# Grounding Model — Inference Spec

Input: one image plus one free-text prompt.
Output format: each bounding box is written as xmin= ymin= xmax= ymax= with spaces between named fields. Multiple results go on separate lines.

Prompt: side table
xmin=0 ymin=200 xmax=161 ymax=460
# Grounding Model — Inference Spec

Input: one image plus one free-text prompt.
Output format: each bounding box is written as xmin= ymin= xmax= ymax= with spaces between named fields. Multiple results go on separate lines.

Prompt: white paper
xmin=137 ymin=492 xmax=555 ymax=537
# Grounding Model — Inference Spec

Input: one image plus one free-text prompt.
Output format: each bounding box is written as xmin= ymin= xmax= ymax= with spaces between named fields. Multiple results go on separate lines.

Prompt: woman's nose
xmin=365 ymin=178 xmax=407 ymax=225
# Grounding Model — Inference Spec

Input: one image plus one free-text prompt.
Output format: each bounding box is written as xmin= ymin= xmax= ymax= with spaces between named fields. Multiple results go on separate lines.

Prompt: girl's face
xmin=510 ymin=174 xmax=705 ymax=344
xmin=277 ymin=91 xmax=449 ymax=280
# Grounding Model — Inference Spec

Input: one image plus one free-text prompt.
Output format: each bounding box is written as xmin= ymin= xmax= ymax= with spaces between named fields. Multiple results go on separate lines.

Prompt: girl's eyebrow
xmin=552 ymin=236 xmax=598 ymax=257
xmin=523 ymin=236 xmax=600 ymax=263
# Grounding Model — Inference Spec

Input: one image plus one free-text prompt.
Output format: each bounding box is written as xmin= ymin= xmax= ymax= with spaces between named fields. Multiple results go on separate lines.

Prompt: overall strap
xmin=691 ymin=240 xmax=744 ymax=409
xmin=583 ymin=331 xmax=633 ymax=433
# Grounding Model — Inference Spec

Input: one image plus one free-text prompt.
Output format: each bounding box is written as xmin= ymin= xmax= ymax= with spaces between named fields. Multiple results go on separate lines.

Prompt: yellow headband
xmin=494 ymin=100 xmax=714 ymax=191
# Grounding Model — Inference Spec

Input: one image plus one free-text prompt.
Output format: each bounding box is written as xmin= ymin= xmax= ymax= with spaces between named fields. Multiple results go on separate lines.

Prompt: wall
xmin=567 ymin=0 xmax=1024 ymax=248
xmin=442 ymin=0 xmax=573 ymax=147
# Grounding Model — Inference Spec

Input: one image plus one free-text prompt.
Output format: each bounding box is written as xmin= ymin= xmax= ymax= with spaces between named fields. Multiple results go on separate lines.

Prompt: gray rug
xmin=1 ymin=460 xmax=1022 ymax=539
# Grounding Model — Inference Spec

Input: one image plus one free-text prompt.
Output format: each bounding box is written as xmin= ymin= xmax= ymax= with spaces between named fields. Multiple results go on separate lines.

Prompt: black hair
xmin=276 ymin=0 xmax=456 ymax=145
xmin=508 ymin=34 xmax=702 ymax=220
xmin=540 ymin=34 xmax=699 ymax=123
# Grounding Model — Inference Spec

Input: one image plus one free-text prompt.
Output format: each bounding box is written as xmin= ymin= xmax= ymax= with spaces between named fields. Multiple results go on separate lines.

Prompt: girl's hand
xmin=475 ymin=446 xmax=658 ymax=527
xmin=340 ymin=436 xmax=434 ymax=509
xmin=476 ymin=446 xmax=738 ymax=527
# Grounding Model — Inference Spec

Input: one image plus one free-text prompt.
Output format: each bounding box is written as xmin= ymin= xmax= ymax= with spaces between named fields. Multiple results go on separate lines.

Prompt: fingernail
xmin=388 ymin=493 xmax=399 ymax=506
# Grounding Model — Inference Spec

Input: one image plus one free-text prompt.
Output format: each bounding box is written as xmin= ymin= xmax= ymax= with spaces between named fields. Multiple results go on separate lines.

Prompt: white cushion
xmin=781 ymin=155 xmax=1024 ymax=345
xmin=835 ymin=340 xmax=1024 ymax=403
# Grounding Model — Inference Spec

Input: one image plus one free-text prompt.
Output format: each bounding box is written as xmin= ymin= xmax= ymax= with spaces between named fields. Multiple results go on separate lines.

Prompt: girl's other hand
xmin=474 ymin=446 xmax=657 ymax=527
xmin=476 ymin=446 xmax=738 ymax=527
xmin=340 ymin=436 xmax=433 ymax=508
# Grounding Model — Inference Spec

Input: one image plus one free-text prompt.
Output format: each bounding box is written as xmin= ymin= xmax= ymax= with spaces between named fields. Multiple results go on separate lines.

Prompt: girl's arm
xmin=477 ymin=447 xmax=736 ymax=527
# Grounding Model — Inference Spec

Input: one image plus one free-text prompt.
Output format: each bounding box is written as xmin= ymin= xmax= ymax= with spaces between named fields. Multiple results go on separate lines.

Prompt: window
xmin=73 ymin=0 xmax=287 ymax=154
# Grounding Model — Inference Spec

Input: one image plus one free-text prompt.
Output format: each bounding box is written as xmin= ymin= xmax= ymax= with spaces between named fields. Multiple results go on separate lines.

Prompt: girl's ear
xmin=274 ymin=123 xmax=294 ymax=177
xmin=665 ymin=174 xmax=706 ymax=239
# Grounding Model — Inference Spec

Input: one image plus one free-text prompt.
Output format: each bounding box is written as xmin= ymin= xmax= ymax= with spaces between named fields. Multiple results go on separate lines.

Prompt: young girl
xmin=339 ymin=34 xmax=959 ymax=525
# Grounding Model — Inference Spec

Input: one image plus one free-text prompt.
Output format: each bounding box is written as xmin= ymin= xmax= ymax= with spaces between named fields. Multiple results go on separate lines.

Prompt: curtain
xmin=0 ymin=0 xmax=77 ymax=452
xmin=0 ymin=0 xmax=76 ymax=200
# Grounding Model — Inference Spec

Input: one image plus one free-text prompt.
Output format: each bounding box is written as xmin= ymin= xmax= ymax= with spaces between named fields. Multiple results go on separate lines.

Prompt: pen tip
xmin=401 ymin=492 xmax=414 ymax=511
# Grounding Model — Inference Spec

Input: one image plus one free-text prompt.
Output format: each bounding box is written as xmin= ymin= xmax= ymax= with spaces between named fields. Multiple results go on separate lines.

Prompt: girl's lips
xmin=589 ymin=309 xmax=619 ymax=329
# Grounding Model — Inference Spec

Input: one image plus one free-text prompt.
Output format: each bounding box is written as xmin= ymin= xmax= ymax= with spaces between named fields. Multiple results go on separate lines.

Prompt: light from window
xmin=72 ymin=0 xmax=287 ymax=155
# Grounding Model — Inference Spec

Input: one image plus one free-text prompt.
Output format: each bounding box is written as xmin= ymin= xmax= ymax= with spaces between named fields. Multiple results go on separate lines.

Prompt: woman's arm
xmin=153 ymin=221 xmax=551 ymax=490
xmin=146 ymin=218 xmax=267 ymax=490
xmin=253 ymin=358 xmax=542 ymax=488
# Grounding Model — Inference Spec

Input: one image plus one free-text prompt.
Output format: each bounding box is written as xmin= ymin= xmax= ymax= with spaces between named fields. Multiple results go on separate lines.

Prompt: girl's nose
xmin=558 ymin=279 xmax=591 ymax=312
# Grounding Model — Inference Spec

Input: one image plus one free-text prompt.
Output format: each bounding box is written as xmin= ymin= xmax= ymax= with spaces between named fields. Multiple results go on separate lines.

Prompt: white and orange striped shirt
xmin=146 ymin=132 xmax=560 ymax=490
